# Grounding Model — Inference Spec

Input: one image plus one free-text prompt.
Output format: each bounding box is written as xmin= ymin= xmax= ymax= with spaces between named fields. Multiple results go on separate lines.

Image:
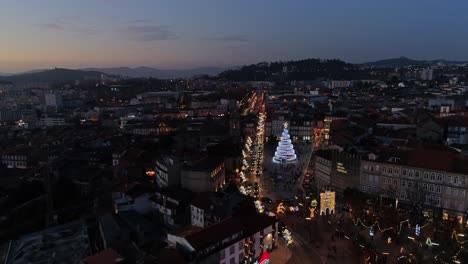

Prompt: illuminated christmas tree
xmin=272 ymin=122 xmax=297 ymax=164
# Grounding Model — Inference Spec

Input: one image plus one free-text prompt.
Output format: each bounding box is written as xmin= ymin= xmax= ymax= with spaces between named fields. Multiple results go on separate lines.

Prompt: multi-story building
xmin=1 ymin=146 xmax=40 ymax=169
xmin=441 ymin=116 xmax=468 ymax=145
xmin=40 ymin=115 xmax=66 ymax=127
xmin=289 ymin=118 xmax=314 ymax=142
xmin=0 ymin=110 xmax=23 ymax=122
xmin=328 ymin=80 xmax=353 ymax=89
xmin=265 ymin=115 xmax=319 ymax=142
xmin=44 ymin=92 xmax=63 ymax=109
xmin=181 ymin=157 xmax=225 ymax=192
xmin=168 ymin=212 xmax=277 ymax=264
xmin=155 ymin=155 xmax=181 ymax=188
xmin=151 ymin=187 xmax=193 ymax=228
xmin=420 ymin=68 xmax=433 ymax=81
xmin=314 ymin=149 xmax=361 ymax=198
xmin=360 ymin=149 xmax=468 ymax=223
xmin=190 ymin=192 xmax=249 ymax=228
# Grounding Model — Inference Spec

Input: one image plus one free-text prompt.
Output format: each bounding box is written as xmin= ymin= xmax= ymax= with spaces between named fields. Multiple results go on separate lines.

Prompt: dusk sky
xmin=2 ymin=0 xmax=468 ymax=73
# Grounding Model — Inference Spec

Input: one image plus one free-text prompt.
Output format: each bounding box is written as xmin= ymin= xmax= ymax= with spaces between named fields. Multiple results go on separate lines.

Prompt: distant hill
xmin=217 ymin=58 xmax=372 ymax=81
xmin=364 ymin=56 xmax=468 ymax=67
xmin=82 ymin=66 xmax=234 ymax=79
xmin=0 ymin=68 xmax=104 ymax=85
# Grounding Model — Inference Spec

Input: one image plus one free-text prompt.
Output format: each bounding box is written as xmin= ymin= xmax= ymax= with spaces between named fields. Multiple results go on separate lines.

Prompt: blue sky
xmin=1 ymin=0 xmax=468 ymax=72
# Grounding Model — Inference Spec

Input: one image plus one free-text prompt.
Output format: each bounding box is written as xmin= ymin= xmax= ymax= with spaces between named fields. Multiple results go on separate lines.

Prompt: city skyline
xmin=2 ymin=0 xmax=468 ymax=73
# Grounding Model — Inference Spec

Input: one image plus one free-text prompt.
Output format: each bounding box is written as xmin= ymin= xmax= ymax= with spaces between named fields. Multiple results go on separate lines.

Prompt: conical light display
xmin=272 ymin=123 xmax=297 ymax=164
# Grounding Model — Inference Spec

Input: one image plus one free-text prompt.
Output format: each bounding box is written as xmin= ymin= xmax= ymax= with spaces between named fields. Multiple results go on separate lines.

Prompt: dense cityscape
xmin=2 ymin=1 xmax=468 ymax=264
xmin=1 ymin=57 xmax=468 ymax=264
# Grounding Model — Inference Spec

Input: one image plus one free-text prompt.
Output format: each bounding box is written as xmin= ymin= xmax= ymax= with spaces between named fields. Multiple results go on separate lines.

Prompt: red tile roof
xmin=185 ymin=217 xmax=244 ymax=251
xmin=407 ymin=149 xmax=456 ymax=172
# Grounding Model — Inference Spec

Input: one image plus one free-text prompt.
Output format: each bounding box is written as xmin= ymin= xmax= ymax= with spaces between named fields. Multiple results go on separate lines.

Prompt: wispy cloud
xmin=126 ymin=19 xmax=151 ymax=24
xmin=203 ymin=34 xmax=249 ymax=42
xmin=37 ymin=23 xmax=65 ymax=30
xmin=35 ymin=18 xmax=98 ymax=35
xmin=121 ymin=25 xmax=177 ymax=41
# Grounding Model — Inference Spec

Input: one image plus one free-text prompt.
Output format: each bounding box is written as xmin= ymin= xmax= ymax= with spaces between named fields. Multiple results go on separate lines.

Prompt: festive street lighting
xmin=276 ymin=202 xmax=286 ymax=214
xmin=282 ymin=229 xmax=293 ymax=246
xmin=254 ymin=200 xmax=264 ymax=213
xmin=272 ymin=122 xmax=297 ymax=164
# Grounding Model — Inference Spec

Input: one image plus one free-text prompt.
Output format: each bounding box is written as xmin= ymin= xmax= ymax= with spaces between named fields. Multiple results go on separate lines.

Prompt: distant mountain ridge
xmin=81 ymin=66 xmax=235 ymax=78
xmin=0 ymin=68 xmax=103 ymax=84
xmin=364 ymin=56 xmax=468 ymax=67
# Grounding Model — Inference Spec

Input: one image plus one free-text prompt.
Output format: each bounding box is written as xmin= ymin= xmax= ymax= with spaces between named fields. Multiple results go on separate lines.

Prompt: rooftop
xmin=365 ymin=147 xmax=468 ymax=174
xmin=5 ymin=220 xmax=90 ymax=264
xmin=185 ymin=217 xmax=244 ymax=251
xmin=185 ymin=156 xmax=224 ymax=171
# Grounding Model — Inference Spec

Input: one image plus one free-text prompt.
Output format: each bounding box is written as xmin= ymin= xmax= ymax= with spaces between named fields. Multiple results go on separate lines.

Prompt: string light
xmin=350 ymin=216 xmax=468 ymax=262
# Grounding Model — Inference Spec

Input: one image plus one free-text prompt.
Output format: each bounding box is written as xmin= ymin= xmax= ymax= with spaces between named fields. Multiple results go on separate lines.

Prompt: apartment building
xmin=360 ymin=149 xmax=468 ymax=223
xmin=181 ymin=157 xmax=225 ymax=193
xmin=314 ymin=149 xmax=361 ymax=198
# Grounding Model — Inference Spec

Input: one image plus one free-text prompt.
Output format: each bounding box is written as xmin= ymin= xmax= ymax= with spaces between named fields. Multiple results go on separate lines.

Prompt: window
xmin=230 ymin=257 xmax=235 ymax=264
xmin=454 ymin=177 xmax=459 ymax=184
xmin=393 ymin=179 xmax=397 ymax=185
xmin=402 ymin=180 xmax=406 ymax=187
xmin=461 ymin=190 xmax=466 ymax=197
xmin=454 ymin=188 xmax=459 ymax=196
xmin=370 ymin=166 xmax=374 ymax=172
xmin=447 ymin=187 xmax=451 ymax=195
xmin=402 ymin=169 xmax=407 ymax=176
xmin=435 ymin=197 xmax=440 ymax=206
xmin=409 ymin=170 xmax=414 ymax=177
xmin=431 ymin=173 xmax=436 ymax=181
xmin=408 ymin=181 xmax=412 ymax=188
xmin=448 ymin=176 xmax=452 ymax=182
xmin=429 ymin=185 xmax=434 ymax=192
xmin=220 ymin=249 xmax=226 ymax=259
xmin=423 ymin=172 xmax=429 ymax=179
xmin=436 ymin=186 xmax=441 ymax=193
xmin=415 ymin=171 xmax=420 ymax=178
xmin=394 ymin=169 xmax=399 ymax=175
xmin=423 ymin=183 xmax=428 ymax=191
xmin=383 ymin=167 xmax=387 ymax=173
xmin=389 ymin=168 xmax=393 ymax=174
xmin=437 ymin=173 xmax=443 ymax=181
xmin=462 ymin=177 xmax=466 ymax=185
xmin=239 ymin=253 xmax=244 ymax=262
xmin=227 ymin=246 xmax=234 ymax=256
